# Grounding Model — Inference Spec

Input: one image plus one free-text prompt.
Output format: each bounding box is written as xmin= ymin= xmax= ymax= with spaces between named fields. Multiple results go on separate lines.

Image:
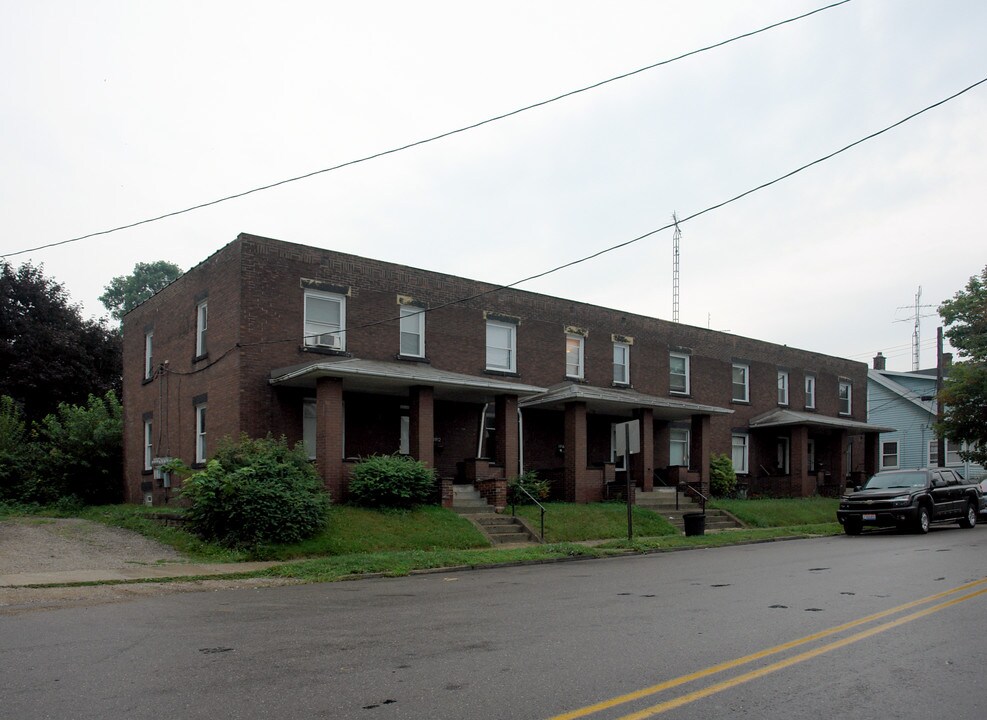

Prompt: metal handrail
xmin=511 ymin=484 xmax=546 ymax=541
xmin=676 ymin=482 xmax=708 ymax=513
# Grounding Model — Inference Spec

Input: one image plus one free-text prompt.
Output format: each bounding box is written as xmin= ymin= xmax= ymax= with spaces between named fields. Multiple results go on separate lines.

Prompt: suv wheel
xmin=844 ymin=518 xmax=863 ymax=535
xmin=958 ymin=502 xmax=977 ymax=529
xmin=915 ymin=505 xmax=931 ymax=534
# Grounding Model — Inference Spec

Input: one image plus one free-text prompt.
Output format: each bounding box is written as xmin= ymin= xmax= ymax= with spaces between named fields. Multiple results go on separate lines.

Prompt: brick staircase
xmin=452 ymin=484 xmax=541 ymax=545
xmin=635 ymin=488 xmax=744 ymax=532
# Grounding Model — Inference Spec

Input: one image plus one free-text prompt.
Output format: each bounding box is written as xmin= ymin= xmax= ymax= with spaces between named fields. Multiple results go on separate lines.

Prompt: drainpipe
xmin=517 ymin=407 xmax=524 ymax=475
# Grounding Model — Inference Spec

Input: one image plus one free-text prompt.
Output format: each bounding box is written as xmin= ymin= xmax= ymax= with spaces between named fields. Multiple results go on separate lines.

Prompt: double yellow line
xmin=549 ymin=577 xmax=987 ymax=720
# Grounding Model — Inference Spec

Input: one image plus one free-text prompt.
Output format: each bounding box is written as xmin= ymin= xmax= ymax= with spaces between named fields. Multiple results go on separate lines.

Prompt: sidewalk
xmin=0 ymin=561 xmax=283 ymax=588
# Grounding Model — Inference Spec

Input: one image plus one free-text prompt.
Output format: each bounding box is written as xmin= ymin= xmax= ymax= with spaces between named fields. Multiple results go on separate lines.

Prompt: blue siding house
xmin=867 ymin=353 xmax=985 ymax=481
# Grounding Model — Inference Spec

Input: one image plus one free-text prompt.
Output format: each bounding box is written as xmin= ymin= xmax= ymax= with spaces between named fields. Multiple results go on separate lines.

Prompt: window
xmin=195 ymin=404 xmax=207 ymax=464
xmin=609 ymin=423 xmax=628 ymax=471
xmin=613 ymin=342 xmax=630 ymax=385
xmin=839 ymin=380 xmax=852 ymax=415
xmin=144 ymin=331 xmax=154 ymax=380
xmin=486 ymin=320 xmax=516 ymax=372
xmin=400 ymin=415 xmax=410 ymax=455
xmin=732 ymin=363 xmax=749 ymax=402
xmin=193 ymin=300 xmax=208 ymax=357
xmin=565 ymin=334 xmax=584 ymax=379
xmin=143 ymin=419 xmax=153 ymax=471
xmin=669 ymin=428 xmax=690 ymax=467
xmin=805 ymin=374 xmax=816 ymax=409
xmin=303 ymin=400 xmax=317 ymax=460
xmin=807 ymin=439 xmax=816 ymax=472
xmin=777 ymin=371 xmax=789 ymax=406
xmin=399 ymin=305 xmax=425 ymax=357
xmin=304 ymin=290 xmax=345 ymax=350
xmin=669 ymin=353 xmax=690 ymax=394
xmin=731 ymin=434 xmax=749 ymax=474
xmin=776 ymin=437 xmax=790 ymax=474
xmin=881 ymin=440 xmax=900 ymax=470
xmin=929 ymin=439 xmax=964 ymax=466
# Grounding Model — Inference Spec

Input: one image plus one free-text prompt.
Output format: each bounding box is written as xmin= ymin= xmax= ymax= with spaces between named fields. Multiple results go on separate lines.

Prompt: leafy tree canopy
xmin=937 ymin=265 xmax=987 ymax=466
xmin=99 ymin=260 xmax=183 ymax=321
xmin=0 ymin=261 xmax=121 ymax=421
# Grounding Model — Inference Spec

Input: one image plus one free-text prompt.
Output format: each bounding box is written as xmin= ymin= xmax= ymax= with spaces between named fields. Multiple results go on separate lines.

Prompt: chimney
xmin=943 ymin=352 xmax=952 ymax=370
xmin=873 ymin=352 xmax=886 ymax=371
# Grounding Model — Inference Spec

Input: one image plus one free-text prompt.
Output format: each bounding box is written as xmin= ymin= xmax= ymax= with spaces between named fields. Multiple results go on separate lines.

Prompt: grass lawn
xmin=710 ymin=497 xmax=839 ymax=527
xmin=509 ymin=502 xmax=679 ymax=542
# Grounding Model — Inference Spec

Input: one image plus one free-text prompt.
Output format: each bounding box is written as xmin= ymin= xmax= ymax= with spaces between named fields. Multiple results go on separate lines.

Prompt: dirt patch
xmin=0 ymin=518 xmax=298 ymax=615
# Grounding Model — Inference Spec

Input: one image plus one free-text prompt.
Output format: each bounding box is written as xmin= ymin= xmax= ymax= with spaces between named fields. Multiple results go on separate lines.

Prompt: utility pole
xmin=936 ymin=326 xmax=945 ymax=467
xmin=672 ymin=213 xmax=681 ymax=323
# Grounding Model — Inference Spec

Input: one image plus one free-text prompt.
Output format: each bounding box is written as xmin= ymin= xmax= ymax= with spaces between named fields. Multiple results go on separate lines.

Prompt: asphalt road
xmin=3 ymin=526 xmax=986 ymax=719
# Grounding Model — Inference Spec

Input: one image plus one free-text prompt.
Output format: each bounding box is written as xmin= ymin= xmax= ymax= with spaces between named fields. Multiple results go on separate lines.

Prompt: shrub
xmin=180 ymin=435 xmax=330 ymax=547
xmin=710 ymin=453 xmax=737 ymax=497
xmin=508 ymin=470 xmax=550 ymax=505
xmin=347 ymin=455 xmax=436 ymax=508
xmin=0 ymin=395 xmax=35 ymax=501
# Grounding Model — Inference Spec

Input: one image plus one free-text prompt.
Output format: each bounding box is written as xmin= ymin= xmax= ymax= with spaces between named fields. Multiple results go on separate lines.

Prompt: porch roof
xmin=519 ymin=382 xmax=733 ymax=420
xmin=269 ymin=357 xmax=546 ymax=401
xmin=748 ymin=408 xmax=895 ymax=434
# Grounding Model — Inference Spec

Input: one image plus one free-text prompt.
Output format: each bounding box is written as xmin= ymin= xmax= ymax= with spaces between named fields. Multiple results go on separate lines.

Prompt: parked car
xmin=837 ymin=468 xmax=981 ymax=535
xmin=980 ymin=478 xmax=987 ymax=518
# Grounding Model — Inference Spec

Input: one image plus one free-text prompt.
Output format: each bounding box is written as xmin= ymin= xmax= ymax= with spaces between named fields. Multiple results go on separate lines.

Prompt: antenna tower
xmin=672 ymin=212 xmax=681 ymax=323
xmin=911 ymin=286 xmax=922 ymax=371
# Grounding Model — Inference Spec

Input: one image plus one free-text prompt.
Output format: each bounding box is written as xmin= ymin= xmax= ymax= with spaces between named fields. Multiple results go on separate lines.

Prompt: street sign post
xmin=614 ymin=420 xmax=640 ymax=541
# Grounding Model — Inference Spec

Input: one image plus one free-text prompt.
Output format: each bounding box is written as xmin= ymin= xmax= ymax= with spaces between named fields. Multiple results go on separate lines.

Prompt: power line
xmin=0 ymin=0 xmax=854 ymax=260
xmin=169 ymin=73 xmax=987 ymax=371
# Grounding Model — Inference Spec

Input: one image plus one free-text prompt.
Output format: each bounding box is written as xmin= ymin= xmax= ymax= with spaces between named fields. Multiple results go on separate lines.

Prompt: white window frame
xmin=669 ymin=353 xmax=690 ymax=395
xmin=776 ymin=437 xmax=790 ymax=474
xmin=777 ymin=370 xmax=789 ymax=406
xmin=613 ymin=342 xmax=630 ymax=385
xmin=929 ymin=439 xmax=964 ymax=467
xmin=669 ymin=428 xmax=690 ymax=467
xmin=732 ymin=363 xmax=749 ymax=403
xmin=195 ymin=404 xmax=207 ymax=464
xmin=609 ymin=423 xmax=628 ymax=471
xmin=807 ymin=438 xmax=816 ymax=472
xmin=400 ymin=415 xmax=410 ymax=455
xmin=731 ymin=433 xmax=749 ymax=474
xmin=195 ymin=300 xmax=208 ymax=357
xmin=304 ymin=289 xmax=346 ymax=350
xmin=303 ymin=399 xmax=317 ymax=460
xmin=399 ymin=305 xmax=425 ymax=358
xmin=881 ymin=440 xmax=900 ymax=470
xmin=839 ymin=380 xmax=852 ymax=415
xmin=805 ymin=374 xmax=816 ymax=409
xmin=486 ymin=320 xmax=516 ymax=373
xmin=565 ymin=333 xmax=585 ymax=379
xmin=143 ymin=419 xmax=153 ymax=471
xmin=144 ymin=331 xmax=154 ymax=380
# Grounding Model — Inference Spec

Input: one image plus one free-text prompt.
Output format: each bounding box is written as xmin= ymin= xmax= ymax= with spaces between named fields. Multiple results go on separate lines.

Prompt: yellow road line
xmin=548 ymin=577 xmax=987 ymax=720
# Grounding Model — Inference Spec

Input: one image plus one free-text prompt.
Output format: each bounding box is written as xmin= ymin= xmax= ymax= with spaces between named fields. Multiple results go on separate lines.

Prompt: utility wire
xmin=1 ymin=0 xmax=853 ymax=260
xmin=172 ymin=73 xmax=987 ymax=373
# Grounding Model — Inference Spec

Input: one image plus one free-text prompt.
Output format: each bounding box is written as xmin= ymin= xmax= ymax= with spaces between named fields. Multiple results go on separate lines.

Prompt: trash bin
xmin=683 ymin=512 xmax=706 ymax=536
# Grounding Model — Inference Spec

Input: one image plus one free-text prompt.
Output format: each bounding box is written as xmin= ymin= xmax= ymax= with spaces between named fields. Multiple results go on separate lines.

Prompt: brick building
xmin=123 ymin=233 xmax=886 ymax=507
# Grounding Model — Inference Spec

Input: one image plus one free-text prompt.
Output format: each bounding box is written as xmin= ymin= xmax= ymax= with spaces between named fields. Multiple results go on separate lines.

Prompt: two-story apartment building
xmin=123 ymin=233 xmax=886 ymax=507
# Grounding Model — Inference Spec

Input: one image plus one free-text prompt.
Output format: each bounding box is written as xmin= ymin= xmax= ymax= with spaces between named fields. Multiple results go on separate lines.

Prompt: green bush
xmin=508 ymin=470 xmax=550 ymax=505
xmin=347 ymin=455 xmax=436 ymax=508
xmin=180 ymin=435 xmax=330 ymax=547
xmin=0 ymin=395 xmax=35 ymax=501
xmin=710 ymin=452 xmax=737 ymax=497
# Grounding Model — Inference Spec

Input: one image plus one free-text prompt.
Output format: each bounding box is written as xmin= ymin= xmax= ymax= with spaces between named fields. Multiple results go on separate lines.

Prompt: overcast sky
xmin=3 ymin=0 xmax=984 ymax=373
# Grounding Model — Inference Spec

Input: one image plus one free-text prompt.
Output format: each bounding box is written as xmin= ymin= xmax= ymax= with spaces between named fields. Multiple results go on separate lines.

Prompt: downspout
xmin=517 ymin=406 xmax=524 ymax=475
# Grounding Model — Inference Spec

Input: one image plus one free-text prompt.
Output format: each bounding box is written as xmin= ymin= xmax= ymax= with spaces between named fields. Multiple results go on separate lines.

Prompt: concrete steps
xmin=635 ymin=489 xmax=745 ymax=532
xmin=452 ymin=485 xmax=541 ymax=545
xmin=451 ymin=484 xmax=494 ymax=514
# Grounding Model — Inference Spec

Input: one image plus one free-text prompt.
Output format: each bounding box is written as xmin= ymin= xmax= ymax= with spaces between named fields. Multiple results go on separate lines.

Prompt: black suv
xmin=837 ymin=468 xmax=981 ymax=535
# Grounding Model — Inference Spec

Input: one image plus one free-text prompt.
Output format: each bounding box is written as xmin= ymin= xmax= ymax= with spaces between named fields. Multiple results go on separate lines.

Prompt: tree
xmin=937 ymin=265 xmax=987 ymax=467
xmin=99 ymin=260 xmax=183 ymax=321
xmin=0 ymin=261 xmax=121 ymax=422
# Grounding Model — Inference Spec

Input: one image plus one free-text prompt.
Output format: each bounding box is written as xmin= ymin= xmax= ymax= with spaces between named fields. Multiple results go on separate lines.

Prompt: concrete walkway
xmin=0 ymin=561 xmax=284 ymax=588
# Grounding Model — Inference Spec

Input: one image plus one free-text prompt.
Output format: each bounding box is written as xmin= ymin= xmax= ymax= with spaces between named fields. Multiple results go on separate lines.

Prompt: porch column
xmin=863 ymin=432 xmax=879 ymax=478
xmin=791 ymin=425 xmax=810 ymax=497
xmin=316 ymin=376 xmax=345 ymax=501
xmin=631 ymin=408 xmax=654 ymax=492
xmin=409 ymin=385 xmax=435 ymax=468
xmin=690 ymin=414 xmax=711 ymax=496
xmin=836 ymin=430 xmax=850 ymax=494
xmin=495 ymin=394 xmax=519 ymax=477
xmin=564 ymin=401 xmax=588 ymax=502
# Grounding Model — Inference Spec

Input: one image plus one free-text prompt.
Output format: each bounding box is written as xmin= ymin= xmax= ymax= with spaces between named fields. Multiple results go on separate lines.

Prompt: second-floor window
xmin=777 ymin=370 xmax=789 ymax=406
xmin=565 ymin=334 xmax=584 ymax=379
xmin=304 ymin=290 xmax=345 ymax=350
xmin=839 ymin=380 xmax=852 ymax=415
xmin=732 ymin=363 xmax=749 ymax=402
xmin=399 ymin=305 xmax=425 ymax=357
xmin=196 ymin=300 xmax=208 ymax=357
xmin=669 ymin=353 xmax=690 ymax=394
xmin=144 ymin=331 xmax=154 ymax=380
xmin=486 ymin=320 xmax=516 ymax=372
xmin=613 ymin=342 xmax=629 ymax=385
xmin=805 ymin=374 xmax=816 ymax=409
